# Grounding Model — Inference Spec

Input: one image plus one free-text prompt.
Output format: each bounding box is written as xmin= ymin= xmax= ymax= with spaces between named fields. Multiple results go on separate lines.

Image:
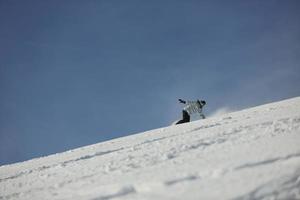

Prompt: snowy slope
xmin=1 ymin=97 xmax=300 ymax=200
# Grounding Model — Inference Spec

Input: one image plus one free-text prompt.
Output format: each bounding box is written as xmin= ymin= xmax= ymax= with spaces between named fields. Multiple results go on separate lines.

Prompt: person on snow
xmin=176 ymin=99 xmax=206 ymax=125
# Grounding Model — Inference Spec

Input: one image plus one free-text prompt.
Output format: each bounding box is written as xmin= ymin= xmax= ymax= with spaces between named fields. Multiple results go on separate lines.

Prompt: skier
xmin=176 ymin=99 xmax=206 ymax=125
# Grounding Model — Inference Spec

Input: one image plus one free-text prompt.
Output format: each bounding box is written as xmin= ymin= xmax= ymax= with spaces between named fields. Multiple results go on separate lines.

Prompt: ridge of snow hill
xmin=1 ymin=97 xmax=300 ymax=200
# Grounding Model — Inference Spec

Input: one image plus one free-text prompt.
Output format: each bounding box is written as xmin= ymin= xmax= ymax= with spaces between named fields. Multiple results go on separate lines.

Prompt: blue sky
xmin=1 ymin=1 xmax=299 ymax=165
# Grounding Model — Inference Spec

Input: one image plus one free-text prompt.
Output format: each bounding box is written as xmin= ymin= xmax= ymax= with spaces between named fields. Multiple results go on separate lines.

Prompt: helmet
xmin=197 ymin=99 xmax=201 ymax=105
xmin=197 ymin=99 xmax=206 ymax=105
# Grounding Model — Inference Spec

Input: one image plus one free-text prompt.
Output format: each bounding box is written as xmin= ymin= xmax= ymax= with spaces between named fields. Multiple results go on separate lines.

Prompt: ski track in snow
xmin=233 ymin=169 xmax=300 ymax=200
xmin=1 ymin=97 xmax=300 ymax=200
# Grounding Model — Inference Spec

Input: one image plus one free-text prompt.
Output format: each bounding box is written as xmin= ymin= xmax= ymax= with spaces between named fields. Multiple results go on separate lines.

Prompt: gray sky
xmin=1 ymin=0 xmax=300 ymax=165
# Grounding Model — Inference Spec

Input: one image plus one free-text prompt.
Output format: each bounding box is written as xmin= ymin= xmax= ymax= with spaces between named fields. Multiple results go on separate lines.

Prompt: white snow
xmin=1 ymin=97 xmax=300 ymax=200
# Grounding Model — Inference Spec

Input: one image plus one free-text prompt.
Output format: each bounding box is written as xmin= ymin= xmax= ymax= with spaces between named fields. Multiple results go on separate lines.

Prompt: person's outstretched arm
xmin=178 ymin=99 xmax=186 ymax=104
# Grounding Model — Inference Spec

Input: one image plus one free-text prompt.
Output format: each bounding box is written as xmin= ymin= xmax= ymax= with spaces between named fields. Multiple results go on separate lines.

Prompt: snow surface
xmin=1 ymin=97 xmax=300 ymax=200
